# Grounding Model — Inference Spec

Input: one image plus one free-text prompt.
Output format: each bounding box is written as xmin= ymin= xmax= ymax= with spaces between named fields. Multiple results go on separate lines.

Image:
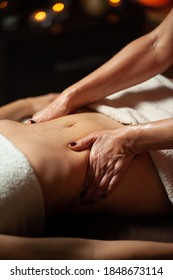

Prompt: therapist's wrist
xmin=62 ymin=84 xmax=88 ymax=113
xmin=61 ymin=88 xmax=78 ymax=114
xmin=128 ymin=124 xmax=152 ymax=155
xmin=124 ymin=124 xmax=145 ymax=155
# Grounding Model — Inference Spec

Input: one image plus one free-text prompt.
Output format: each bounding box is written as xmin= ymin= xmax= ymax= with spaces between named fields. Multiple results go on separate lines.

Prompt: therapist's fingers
xmin=81 ymin=157 xmax=106 ymax=202
xmin=28 ymin=93 xmax=57 ymax=114
xmin=33 ymin=102 xmax=61 ymax=122
xmin=33 ymin=94 xmax=71 ymax=122
xmin=69 ymin=133 xmax=99 ymax=203
xmin=82 ymin=154 xmax=106 ymax=202
xmin=82 ymin=160 xmax=114 ymax=203
xmin=69 ymin=133 xmax=98 ymax=151
xmin=69 ymin=133 xmax=100 ymax=203
xmin=91 ymin=170 xmax=116 ymax=203
xmin=80 ymin=162 xmax=97 ymax=203
xmin=89 ymin=168 xmax=120 ymax=203
xmin=82 ymin=157 xmax=96 ymax=194
xmin=95 ymin=154 xmax=134 ymax=201
xmin=83 ymin=153 xmax=134 ymax=204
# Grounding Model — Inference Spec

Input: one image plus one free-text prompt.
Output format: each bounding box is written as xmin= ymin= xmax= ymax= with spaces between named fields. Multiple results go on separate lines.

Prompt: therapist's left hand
xmin=69 ymin=127 xmax=135 ymax=203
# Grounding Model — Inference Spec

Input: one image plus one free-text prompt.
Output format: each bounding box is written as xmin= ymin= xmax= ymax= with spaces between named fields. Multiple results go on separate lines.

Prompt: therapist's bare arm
xmin=33 ymin=9 xmax=173 ymax=122
xmin=131 ymin=117 xmax=173 ymax=154
xmin=70 ymin=117 xmax=173 ymax=201
xmin=65 ymin=8 xmax=173 ymax=110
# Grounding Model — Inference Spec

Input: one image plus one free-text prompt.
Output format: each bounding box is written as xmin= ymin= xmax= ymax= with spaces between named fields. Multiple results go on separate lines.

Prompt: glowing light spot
xmin=0 ymin=1 xmax=8 ymax=9
xmin=137 ymin=0 xmax=170 ymax=7
xmin=109 ymin=0 xmax=121 ymax=3
xmin=34 ymin=11 xmax=47 ymax=22
xmin=52 ymin=3 xmax=65 ymax=13
xmin=108 ymin=0 xmax=121 ymax=7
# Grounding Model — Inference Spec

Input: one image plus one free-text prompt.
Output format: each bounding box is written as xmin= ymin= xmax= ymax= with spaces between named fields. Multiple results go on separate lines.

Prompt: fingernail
xmin=28 ymin=119 xmax=36 ymax=124
xmin=69 ymin=142 xmax=76 ymax=147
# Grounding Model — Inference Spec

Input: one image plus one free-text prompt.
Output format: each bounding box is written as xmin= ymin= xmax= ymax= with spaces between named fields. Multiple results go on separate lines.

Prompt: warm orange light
xmin=34 ymin=11 xmax=47 ymax=22
xmin=136 ymin=0 xmax=170 ymax=7
xmin=52 ymin=3 xmax=65 ymax=13
xmin=108 ymin=0 xmax=121 ymax=7
xmin=0 ymin=1 xmax=8 ymax=9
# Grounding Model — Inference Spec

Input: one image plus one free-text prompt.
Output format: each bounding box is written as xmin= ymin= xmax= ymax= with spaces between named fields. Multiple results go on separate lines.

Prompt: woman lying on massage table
xmin=33 ymin=8 xmax=173 ymax=203
xmin=0 ymin=94 xmax=173 ymax=260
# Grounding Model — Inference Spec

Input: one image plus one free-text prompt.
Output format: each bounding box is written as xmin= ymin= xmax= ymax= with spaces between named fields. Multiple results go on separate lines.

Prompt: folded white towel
xmin=0 ymin=134 xmax=45 ymax=236
xmin=88 ymin=75 xmax=173 ymax=204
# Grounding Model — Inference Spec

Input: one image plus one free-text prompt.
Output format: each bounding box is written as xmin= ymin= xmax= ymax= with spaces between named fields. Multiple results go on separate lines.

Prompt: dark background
xmin=0 ymin=0 xmax=171 ymax=105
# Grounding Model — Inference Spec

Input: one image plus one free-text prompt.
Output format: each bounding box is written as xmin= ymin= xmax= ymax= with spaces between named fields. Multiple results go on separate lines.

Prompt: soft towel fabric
xmin=0 ymin=134 xmax=45 ymax=236
xmin=88 ymin=75 xmax=173 ymax=204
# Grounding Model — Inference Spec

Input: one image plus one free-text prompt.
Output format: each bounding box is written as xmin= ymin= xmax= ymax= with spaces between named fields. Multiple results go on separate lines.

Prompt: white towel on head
xmin=88 ymin=75 xmax=173 ymax=204
xmin=0 ymin=134 xmax=45 ymax=236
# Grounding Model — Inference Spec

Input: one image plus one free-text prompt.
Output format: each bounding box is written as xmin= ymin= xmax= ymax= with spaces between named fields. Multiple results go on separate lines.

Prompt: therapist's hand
xmin=27 ymin=93 xmax=57 ymax=115
xmin=69 ymin=127 xmax=136 ymax=203
xmin=32 ymin=93 xmax=72 ymax=122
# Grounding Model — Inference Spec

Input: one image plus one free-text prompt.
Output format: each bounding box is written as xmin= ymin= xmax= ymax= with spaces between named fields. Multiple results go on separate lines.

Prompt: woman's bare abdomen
xmin=0 ymin=112 xmax=172 ymax=217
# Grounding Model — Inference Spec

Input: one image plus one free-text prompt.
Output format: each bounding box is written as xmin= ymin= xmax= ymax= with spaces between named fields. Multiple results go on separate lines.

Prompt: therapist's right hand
xmin=32 ymin=92 xmax=72 ymax=122
xmin=69 ymin=126 xmax=136 ymax=203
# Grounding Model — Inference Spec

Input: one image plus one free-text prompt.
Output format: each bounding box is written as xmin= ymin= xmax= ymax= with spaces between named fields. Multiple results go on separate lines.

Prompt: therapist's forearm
xmin=130 ymin=118 xmax=173 ymax=154
xmin=63 ymin=9 xmax=173 ymax=111
xmin=63 ymin=33 xmax=160 ymax=110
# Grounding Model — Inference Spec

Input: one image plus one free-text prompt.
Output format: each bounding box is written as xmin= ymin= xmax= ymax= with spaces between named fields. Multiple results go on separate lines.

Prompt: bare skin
xmin=1 ymin=97 xmax=173 ymax=259
xmin=1 ymin=235 xmax=173 ymax=260
xmin=0 ymin=94 xmax=56 ymax=121
xmin=0 ymin=112 xmax=172 ymax=219
xmin=31 ymin=8 xmax=173 ymax=202
xmin=33 ymin=9 xmax=173 ymax=122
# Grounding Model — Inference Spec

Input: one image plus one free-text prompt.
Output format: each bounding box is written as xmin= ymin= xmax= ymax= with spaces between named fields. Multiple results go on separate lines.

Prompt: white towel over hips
xmin=88 ymin=75 xmax=173 ymax=204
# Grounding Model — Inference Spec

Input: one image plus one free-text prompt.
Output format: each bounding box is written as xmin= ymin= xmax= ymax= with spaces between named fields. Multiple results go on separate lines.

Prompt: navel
xmin=65 ymin=122 xmax=76 ymax=128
